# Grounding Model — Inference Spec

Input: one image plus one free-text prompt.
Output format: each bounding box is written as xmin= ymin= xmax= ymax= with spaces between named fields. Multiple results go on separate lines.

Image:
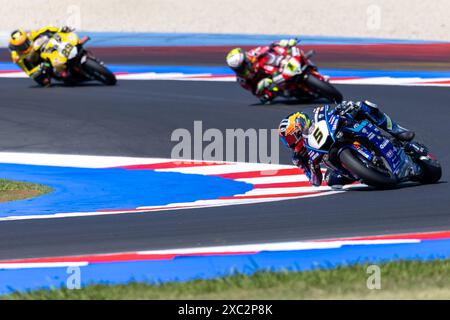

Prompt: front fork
xmin=391 ymin=141 xmax=426 ymax=181
xmin=322 ymin=154 xmax=356 ymax=182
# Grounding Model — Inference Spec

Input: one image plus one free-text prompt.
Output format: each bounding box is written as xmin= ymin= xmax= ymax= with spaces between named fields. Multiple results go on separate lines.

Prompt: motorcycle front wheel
xmin=303 ymin=73 xmax=343 ymax=103
xmin=82 ymin=57 xmax=117 ymax=86
xmin=417 ymin=156 xmax=442 ymax=184
xmin=339 ymin=148 xmax=397 ymax=188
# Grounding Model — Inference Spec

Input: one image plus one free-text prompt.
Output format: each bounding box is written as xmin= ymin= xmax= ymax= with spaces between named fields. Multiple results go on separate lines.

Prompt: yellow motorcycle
xmin=38 ymin=31 xmax=116 ymax=86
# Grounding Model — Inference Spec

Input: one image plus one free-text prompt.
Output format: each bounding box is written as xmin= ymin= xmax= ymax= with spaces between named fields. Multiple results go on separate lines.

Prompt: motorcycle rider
xmin=8 ymin=25 xmax=74 ymax=86
xmin=226 ymin=39 xmax=301 ymax=103
xmin=278 ymin=100 xmax=415 ymax=188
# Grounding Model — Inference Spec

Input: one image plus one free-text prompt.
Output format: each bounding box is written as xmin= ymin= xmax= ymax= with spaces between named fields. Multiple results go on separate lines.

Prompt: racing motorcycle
xmin=37 ymin=31 xmax=116 ymax=86
xmin=268 ymin=50 xmax=343 ymax=103
xmin=306 ymin=104 xmax=442 ymax=188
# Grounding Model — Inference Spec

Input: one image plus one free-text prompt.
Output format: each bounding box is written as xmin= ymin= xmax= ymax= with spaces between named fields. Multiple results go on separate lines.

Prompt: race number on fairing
xmin=308 ymin=120 xmax=330 ymax=149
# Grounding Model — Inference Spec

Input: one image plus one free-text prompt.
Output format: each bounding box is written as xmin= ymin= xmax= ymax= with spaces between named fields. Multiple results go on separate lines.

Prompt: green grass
xmin=0 ymin=178 xmax=53 ymax=202
xmin=3 ymin=259 xmax=450 ymax=300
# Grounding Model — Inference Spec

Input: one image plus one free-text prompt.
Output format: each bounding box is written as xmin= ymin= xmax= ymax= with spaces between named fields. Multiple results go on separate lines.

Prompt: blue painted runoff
xmin=75 ymin=32 xmax=442 ymax=47
xmin=1 ymin=33 xmax=438 ymax=50
xmin=0 ymin=238 xmax=449 ymax=294
xmin=0 ymin=163 xmax=252 ymax=217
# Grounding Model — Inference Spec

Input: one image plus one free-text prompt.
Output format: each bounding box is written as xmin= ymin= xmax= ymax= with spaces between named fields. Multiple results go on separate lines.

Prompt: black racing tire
xmin=417 ymin=157 xmax=442 ymax=184
xmin=304 ymin=73 xmax=343 ymax=103
xmin=82 ymin=57 xmax=117 ymax=86
xmin=339 ymin=148 xmax=397 ymax=188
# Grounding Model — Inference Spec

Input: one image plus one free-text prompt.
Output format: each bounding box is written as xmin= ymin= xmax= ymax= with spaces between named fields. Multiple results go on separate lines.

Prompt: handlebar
xmin=79 ymin=36 xmax=90 ymax=45
xmin=304 ymin=50 xmax=315 ymax=59
xmin=338 ymin=105 xmax=355 ymax=117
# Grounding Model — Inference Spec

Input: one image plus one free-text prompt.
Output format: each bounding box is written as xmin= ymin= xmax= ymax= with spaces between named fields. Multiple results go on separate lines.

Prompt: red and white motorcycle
xmin=263 ymin=49 xmax=343 ymax=103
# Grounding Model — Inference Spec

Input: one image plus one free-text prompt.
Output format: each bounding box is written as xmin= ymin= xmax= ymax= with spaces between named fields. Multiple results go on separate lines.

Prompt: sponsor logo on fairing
xmin=380 ymin=139 xmax=389 ymax=149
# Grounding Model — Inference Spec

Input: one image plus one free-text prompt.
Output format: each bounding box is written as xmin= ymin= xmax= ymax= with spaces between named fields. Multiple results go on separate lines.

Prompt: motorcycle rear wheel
xmin=82 ymin=57 xmax=117 ymax=86
xmin=304 ymin=74 xmax=343 ymax=103
xmin=339 ymin=148 xmax=397 ymax=188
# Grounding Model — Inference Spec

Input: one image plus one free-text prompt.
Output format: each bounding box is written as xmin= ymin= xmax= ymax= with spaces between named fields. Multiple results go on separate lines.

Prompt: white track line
xmin=137 ymin=239 xmax=420 ymax=256
xmin=119 ymin=73 xmax=215 ymax=80
xmin=0 ymin=262 xmax=88 ymax=269
xmin=0 ymin=189 xmax=345 ymax=222
xmin=0 ymin=238 xmax=421 ymax=269
xmin=241 ymin=186 xmax=333 ymax=195
xmin=237 ymin=174 xmax=309 ymax=184
xmin=155 ymin=163 xmax=292 ymax=175
xmin=0 ymin=152 xmax=173 ymax=168
xmin=2 ymin=71 xmax=450 ymax=87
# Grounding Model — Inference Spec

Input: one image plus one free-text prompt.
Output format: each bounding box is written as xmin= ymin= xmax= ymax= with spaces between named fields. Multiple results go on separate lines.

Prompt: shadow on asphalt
xmin=344 ymin=180 xmax=447 ymax=192
xmin=28 ymin=82 xmax=114 ymax=89
xmin=249 ymin=97 xmax=335 ymax=107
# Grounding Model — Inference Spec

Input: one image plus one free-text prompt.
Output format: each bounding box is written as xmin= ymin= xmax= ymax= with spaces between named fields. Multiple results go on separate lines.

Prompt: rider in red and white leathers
xmin=226 ymin=39 xmax=300 ymax=103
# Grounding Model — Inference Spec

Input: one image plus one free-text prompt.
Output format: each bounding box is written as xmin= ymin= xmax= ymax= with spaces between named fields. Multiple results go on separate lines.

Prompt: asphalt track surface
xmin=0 ymin=78 xmax=448 ymax=259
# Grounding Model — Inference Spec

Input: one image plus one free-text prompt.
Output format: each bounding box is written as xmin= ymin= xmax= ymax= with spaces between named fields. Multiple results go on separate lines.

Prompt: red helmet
xmin=278 ymin=112 xmax=311 ymax=148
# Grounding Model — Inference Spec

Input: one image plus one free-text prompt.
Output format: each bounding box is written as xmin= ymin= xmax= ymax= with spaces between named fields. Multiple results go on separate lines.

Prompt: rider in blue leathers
xmin=278 ymin=100 xmax=415 ymax=188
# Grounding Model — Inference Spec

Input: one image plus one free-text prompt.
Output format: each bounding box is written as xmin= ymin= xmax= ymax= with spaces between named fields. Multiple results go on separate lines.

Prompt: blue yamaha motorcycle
xmin=305 ymin=105 xmax=442 ymax=188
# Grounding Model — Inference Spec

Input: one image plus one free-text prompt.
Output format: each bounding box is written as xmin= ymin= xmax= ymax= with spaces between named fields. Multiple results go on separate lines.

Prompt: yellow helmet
xmin=226 ymin=48 xmax=250 ymax=74
xmin=9 ymin=29 xmax=32 ymax=53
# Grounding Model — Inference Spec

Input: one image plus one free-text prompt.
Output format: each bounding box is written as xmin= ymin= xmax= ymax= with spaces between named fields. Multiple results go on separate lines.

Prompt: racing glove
xmin=308 ymin=161 xmax=323 ymax=187
xmin=336 ymin=101 xmax=360 ymax=118
xmin=292 ymin=151 xmax=323 ymax=187
xmin=276 ymin=38 xmax=300 ymax=57
xmin=295 ymin=160 xmax=322 ymax=187
xmin=31 ymin=62 xmax=52 ymax=87
xmin=256 ymin=78 xmax=279 ymax=103
xmin=278 ymin=39 xmax=298 ymax=48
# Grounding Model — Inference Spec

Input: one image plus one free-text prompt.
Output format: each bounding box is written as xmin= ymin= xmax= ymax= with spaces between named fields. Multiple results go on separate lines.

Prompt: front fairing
xmin=307 ymin=106 xmax=340 ymax=146
xmin=40 ymin=32 xmax=80 ymax=73
xmin=340 ymin=120 xmax=414 ymax=179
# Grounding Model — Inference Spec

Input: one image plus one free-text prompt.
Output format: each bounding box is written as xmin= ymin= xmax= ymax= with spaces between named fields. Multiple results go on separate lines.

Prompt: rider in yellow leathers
xmin=8 ymin=26 xmax=73 ymax=86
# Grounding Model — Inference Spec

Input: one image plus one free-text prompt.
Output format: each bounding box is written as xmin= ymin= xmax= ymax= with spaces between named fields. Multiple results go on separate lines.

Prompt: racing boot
xmin=383 ymin=116 xmax=415 ymax=142
xmin=391 ymin=126 xmax=414 ymax=142
xmin=359 ymin=100 xmax=415 ymax=142
xmin=324 ymin=169 xmax=355 ymax=189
